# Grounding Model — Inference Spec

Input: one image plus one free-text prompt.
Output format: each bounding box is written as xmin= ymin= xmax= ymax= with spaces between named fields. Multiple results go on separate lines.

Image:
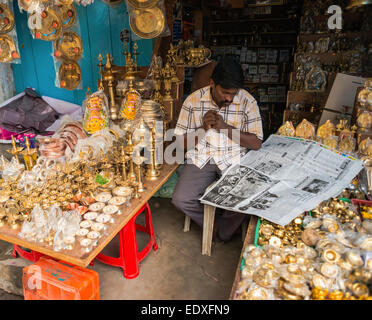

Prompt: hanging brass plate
xmin=129 ymin=7 xmax=165 ymax=39
xmin=31 ymin=9 xmax=62 ymax=41
xmin=0 ymin=34 xmax=19 ymax=62
xmin=54 ymin=30 xmax=83 ymax=60
xmin=0 ymin=4 xmax=14 ymax=34
xmin=127 ymin=0 xmax=159 ymax=8
xmin=55 ymin=3 xmax=76 ymax=29
xmin=58 ymin=60 xmax=81 ymax=90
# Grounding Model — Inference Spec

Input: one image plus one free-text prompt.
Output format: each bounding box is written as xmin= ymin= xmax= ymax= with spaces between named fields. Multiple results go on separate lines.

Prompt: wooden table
xmin=0 ymin=163 xmax=179 ymax=268
xmin=229 ymin=216 xmax=258 ymax=300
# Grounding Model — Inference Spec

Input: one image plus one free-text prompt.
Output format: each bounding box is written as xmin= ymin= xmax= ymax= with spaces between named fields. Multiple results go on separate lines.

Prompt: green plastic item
xmin=254 ymin=218 xmax=262 ymax=248
xmin=339 ymin=198 xmax=351 ymax=203
xmin=153 ymin=171 xmax=179 ymax=199
xmin=240 ymin=257 xmax=245 ymax=272
xmin=95 ymin=174 xmax=109 ymax=185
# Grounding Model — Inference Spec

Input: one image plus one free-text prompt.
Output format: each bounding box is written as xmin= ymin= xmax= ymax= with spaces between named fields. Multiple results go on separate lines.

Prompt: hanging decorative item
xmin=55 ymin=3 xmax=76 ymax=29
xmin=0 ymin=3 xmax=14 ymax=33
xmin=58 ymin=59 xmax=81 ymax=90
xmin=30 ymin=8 xmax=62 ymax=41
xmin=128 ymin=6 xmax=165 ymax=39
xmin=52 ymin=2 xmax=82 ymax=90
xmin=0 ymin=33 xmax=19 ymax=62
xmin=82 ymin=90 xmax=110 ymax=135
xmin=54 ymin=30 xmax=82 ymax=60
xmin=0 ymin=0 xmax=20 ymax=64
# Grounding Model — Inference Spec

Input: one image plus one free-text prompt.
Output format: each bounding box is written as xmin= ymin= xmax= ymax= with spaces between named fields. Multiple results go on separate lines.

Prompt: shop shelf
xmin=23 ymin=257 xmax=100 ymax=300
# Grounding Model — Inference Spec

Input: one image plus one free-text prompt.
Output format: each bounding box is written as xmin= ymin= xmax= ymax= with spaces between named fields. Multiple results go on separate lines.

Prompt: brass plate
xmin=55 ymin=4 xmax=76 ymax=29
xmin=54 ymin=31 xmax=83 ymax=60
xmin=0 ymin=34 xmax=19 ymax=62
xmin=129 ymin=7 xmax=165 ymax=39
xmin=58 ymin=60 xmax=81 ymax=90
xmin=0 ymin=4 xmax=14 ymax=34
xmin=31 ymin=9 xmax=62 ymax=41
xmin=127 ymin=0 xmax=159 ymax=8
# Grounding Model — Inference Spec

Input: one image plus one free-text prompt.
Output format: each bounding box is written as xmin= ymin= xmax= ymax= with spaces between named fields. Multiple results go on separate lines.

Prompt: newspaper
xmin=200 ymin=134 xmax=364 ymax=226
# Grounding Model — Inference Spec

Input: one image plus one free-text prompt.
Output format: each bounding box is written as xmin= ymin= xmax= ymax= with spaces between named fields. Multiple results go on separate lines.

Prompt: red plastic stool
xmin=13 ymin=245 xmax=45 ymax=262
xmin=95 ymin=202 xmax=158 ymax=279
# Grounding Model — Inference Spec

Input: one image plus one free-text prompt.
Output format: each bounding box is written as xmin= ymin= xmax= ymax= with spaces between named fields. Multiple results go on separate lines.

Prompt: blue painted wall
xmin=11 ymin=0 xmax=153 ymax=106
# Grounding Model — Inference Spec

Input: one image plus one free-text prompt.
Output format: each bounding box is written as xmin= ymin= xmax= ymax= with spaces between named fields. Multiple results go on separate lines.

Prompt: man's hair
xmin=211 ymin=58 xmax=244 ymax=89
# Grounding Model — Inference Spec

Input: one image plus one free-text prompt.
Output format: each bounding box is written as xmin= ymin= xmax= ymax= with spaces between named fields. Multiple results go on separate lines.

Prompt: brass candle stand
xmin=21 ymin=136 xmax=37 ymax=171
xmin=125 ymin=131 xmax=137 ymax=182
xmin=98 ymin=53 xmax=105 ymax=91
xmin=7 ymin=135 xmax=23 ymax=164
xmin=146 ymin=121 xmax=160 ymax=181
xmin=135 ymin=161 xmax=146 ymax=193
xmin=104 ymin=53 xmax=118 ymax=121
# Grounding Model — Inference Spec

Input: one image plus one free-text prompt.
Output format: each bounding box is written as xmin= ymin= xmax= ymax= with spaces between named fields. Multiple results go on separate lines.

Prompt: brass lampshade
xmin=346 ymin=0 xmax=372 ymax=9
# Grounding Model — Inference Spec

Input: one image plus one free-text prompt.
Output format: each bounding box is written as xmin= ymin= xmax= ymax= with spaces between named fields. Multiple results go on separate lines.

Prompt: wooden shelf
xmin=209 ymin=17 xmax=296 ymax=24
xmin=298 ymin=31 xmax=372 ymax=42
xmin=211 ymin=44 xmax=295 ymax=48
xmin=245 ymin=82 xmax=288 ymax=85
xmin=210 ymin=31 xmax=297 ymax=36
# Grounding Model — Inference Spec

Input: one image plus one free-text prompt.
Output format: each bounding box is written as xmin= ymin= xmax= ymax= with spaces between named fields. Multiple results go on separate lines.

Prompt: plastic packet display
xmin=243 ymin=283 xmax=275 ymax=300
xmin=0 ymin=0 xmax=21 ymax=63
xmin=119 ymin=87 xmax=142 ymax=121
xmin=323 ymin=135 xmax=338 ymax=150
xmin=338 ymin=135 xmax=356 ymax=154
xmin=82 ymin=90 xmax=110 ymax=134
xmin=2 ymin=157 xmax=24 ymax=182
xmin=126 ymin=0 xmax=171 ymax=40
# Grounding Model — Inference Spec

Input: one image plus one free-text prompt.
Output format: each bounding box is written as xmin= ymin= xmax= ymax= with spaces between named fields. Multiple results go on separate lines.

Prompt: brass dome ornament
xmin=0 ymin=34 xmax=19 ymax=62
xmin=58 ymin=60 xmax=81 ymax=90
xmin=129 ymin=6 xmax=165 ymax=39
xmin=0 ymin=4 xmax=14 ymax=34
xmin=54 ymin=30 xmax=83 ymax=60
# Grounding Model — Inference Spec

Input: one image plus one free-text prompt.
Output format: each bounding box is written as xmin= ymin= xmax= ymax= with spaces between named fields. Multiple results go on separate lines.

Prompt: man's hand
xmin=213 ymin=113 xmax=228 ymax=131
xmin=202 ymin=110 xmax=218 ymax=130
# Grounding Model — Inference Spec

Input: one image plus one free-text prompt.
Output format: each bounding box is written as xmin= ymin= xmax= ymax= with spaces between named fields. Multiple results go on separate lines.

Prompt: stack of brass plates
xmin=129 ymin=6 xmax=165 ymax=39
xmin=54 ymin=30 xmax=83 ymax=60
xmin=141 ymin=99 xmax=165 ymax=126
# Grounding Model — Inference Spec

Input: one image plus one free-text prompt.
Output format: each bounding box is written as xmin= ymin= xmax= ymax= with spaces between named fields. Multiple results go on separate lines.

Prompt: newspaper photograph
xmin=200 ymin=135 xmax=364 ymax=226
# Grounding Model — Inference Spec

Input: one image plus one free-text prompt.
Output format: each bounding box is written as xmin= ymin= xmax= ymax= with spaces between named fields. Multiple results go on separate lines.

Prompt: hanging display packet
xmin=82 ymin=90 xmax=110 ymax=135
xmin=126 ymin=0 xmax=170 ymax=40
xmin=51 ymin=2 xmax=83 ymax=90
xmin=0 ymin=0 xmax=20 ymax=63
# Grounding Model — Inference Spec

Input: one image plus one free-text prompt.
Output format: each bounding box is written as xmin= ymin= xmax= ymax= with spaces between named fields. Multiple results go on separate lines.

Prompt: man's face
xmin=210 ymin=80 xmax=239 ymax=108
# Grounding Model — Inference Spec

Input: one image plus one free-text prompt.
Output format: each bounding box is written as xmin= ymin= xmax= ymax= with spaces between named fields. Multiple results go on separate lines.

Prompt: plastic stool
xmin=95 ymin=202 xmax=158 ymax=279
xmin=13 ymin=245 xmax=45 ymax=262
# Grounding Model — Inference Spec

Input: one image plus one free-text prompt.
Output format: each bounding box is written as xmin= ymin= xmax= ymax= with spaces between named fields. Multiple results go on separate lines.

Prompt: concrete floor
xmin=0 ymin=197 xmax=243 ymax=300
